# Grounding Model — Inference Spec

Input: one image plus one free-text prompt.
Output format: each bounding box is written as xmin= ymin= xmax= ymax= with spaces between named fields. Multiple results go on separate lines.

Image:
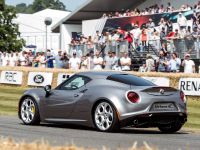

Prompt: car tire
xmin=158 ymin=122 xmax=183 ymax=133
xmin=20 ymin=97 xmax=40 ymax=125
xmin=93 ymin=101 xmax=119 ymax=132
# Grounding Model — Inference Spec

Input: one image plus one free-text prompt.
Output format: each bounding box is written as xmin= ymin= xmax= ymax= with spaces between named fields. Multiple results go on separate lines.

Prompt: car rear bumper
xmin=120 ymin=112 xmax=187 ymax=128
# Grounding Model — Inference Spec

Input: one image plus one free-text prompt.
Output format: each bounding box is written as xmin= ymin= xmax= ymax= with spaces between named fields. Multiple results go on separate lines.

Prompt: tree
xmin=15 ymin=3 xmax=27 ymax=13
xmin=0 ymin=0 xmax=5 ymax=11
xmin=31 ymin=0 xmax=65 ymax=12
xmin=0 ymin=3 xmax=25 ymax=52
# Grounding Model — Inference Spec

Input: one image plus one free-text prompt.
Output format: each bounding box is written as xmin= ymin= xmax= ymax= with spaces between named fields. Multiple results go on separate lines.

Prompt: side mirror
xmin=44 ymin=85 xmax=51 ymax=97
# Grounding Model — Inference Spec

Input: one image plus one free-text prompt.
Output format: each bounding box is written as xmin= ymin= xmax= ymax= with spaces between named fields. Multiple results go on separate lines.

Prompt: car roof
xmin=77 ymin=71 xmax=126 ymax=79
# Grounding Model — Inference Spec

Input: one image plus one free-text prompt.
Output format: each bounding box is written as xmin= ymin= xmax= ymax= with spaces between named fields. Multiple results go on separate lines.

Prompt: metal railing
xmin=68 ymin=40 xmax=129 ymax=57
xmin=68 ymin=38 xmax=200 ymax=59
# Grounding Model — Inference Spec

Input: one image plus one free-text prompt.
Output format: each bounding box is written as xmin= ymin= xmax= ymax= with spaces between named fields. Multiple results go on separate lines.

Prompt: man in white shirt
xmin=182 ymin=53 xmax=195 ymax=73
xmin=19 ymin=51 xmax=26 ymax=66
xmin=93 ymin=50 xmax=103 ymax=70
xmin=9 ymin=52 xmax=17 ymax=67
xmin=1 ymin=52 xmax=9 ymax=66
xmin=93 ymin=31 xmax=100 ymax=44
xmin=69 ymin=52 xmax=80 ymax=70
xmin=104 ymin=51 xmax=113 ymax=70
xmin=120 ymin=52 xmax=131 ymax=71
xmin=177 ymin=13 xmax=187 ymax=31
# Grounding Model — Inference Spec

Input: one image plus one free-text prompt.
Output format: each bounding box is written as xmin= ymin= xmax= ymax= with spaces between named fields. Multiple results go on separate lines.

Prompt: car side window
xmin=60 ymin=75 xmax=91 ymax=90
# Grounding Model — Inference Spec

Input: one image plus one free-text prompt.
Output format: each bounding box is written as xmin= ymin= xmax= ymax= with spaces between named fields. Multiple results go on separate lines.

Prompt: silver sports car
xmin=18 ymin=71 xmax=187 ymax=133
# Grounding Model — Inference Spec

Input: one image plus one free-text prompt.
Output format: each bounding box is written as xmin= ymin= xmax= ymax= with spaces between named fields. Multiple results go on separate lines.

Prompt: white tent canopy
xmin=13 ymin=9 xmax=71 ymax=51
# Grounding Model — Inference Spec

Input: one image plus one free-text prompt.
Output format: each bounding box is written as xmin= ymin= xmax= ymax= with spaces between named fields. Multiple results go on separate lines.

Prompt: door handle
xmin=74 ymin=94 xmax=79 ymax=97
xmin=80 ymin=89 xmax=88 ymax=93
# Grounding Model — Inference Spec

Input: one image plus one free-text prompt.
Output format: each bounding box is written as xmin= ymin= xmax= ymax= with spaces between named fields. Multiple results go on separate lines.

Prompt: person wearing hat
xmin=69 ymin=52 xmax=80 ymax=70
xmin=182 ymin=53 xmax=195 ymax=73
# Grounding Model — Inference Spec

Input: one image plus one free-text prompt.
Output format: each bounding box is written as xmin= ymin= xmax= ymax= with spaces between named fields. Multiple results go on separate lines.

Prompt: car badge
xmin=160 ymin=89 xmax=165 ymax=95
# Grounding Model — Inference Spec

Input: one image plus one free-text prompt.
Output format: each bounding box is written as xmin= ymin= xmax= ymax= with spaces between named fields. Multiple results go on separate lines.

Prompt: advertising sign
xmin=179 ymin=78 xmax=200 ymax=96
xmin=0 ymin=71 xmax=23 ymax=85
xmin=28 ymin=72 xmax=53 ymax=86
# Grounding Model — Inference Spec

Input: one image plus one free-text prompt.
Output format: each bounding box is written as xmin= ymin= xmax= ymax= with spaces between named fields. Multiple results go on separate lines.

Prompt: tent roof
xmin=14 ymin=9 xmax=71 ymax=34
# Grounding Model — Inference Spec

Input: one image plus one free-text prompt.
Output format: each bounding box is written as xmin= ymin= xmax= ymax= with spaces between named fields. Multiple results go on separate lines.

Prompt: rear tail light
xmin=180 ymin=91 xmax=186 ymax=103
xmin=127 ymin=91 xmax=140 ymax=103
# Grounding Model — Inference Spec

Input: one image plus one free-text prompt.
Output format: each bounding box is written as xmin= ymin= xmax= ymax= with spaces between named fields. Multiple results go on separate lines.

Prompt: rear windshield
xmin=107 ymin=74 xmax=155 ymax=86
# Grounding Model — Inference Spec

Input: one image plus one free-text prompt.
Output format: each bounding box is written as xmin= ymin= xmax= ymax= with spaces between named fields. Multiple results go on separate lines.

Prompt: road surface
xmin=0 ymin=116 xmax=200 ymax=149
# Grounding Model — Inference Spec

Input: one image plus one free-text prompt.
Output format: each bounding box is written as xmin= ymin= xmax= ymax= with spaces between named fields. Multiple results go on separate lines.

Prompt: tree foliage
xmin=0 ymin=3 xmax=25 ymax=52
xmin=12 ymin=0 xmax=66 ymax=14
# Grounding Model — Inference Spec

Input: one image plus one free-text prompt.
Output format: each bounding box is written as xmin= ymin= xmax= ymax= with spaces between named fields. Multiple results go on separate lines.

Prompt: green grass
xmin=0 ymin=86 xmax=200 ymax=130
xmin=0 ymin=86 xmax=26 ymax=115
xmin=184 ymin=99 xmax=200 ymax=129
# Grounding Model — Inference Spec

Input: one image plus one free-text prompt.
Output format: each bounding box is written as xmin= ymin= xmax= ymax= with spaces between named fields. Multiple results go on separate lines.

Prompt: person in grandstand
xmin=182 ymin=53 xmax=195 ymax=73
xmin=19 ymin=51 xmax=26 ymax=67
xmin=9 ymin=52 xmax=17 ymax=67
xmin=146 ymin=18 xmax=155 ymax=29
xmin=79 ymin=55 xmax=88 ymax=70
xmin=138 ymin=63 xmax=147 ymax=72
xmin=111 ymin=51 xmax=120 ymax=70
xmin=185 ymin=26 xmax=194 ymax=54
xmin=191 ymin=26 xmax=200 ymax=53
xmin=46 ymin=49 xmax=54 ymax=68
xmin=168 ymin=52 xmax=181 ymax=72
xmin=87 ymin=50 xmax=94 ymax=70
xmin=104 ymin=51 xmax=113 ymax=70
xmin=120 ymin=52 xmax=131 ymax=71
xmin=157 ymin=50 xmax=169 ymax=72
xmin=160 ymin=27 xmax=167 ymax=47
xmin=93 ymin=50 xmax=103 ymax=70
xmin=146 ymin=54 xmax=155 ymax=72
xmin=69 ymin=52 xmax=81 ymax=70
xmin=177 ymin=12 xmax=187 ymax=31
xmin=55 ymin=50 xmax=64 ymax=69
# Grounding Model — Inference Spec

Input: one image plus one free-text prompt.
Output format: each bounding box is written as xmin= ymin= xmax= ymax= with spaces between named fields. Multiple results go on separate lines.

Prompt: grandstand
xmin=51 ymin=0 xmax=200 ymax=71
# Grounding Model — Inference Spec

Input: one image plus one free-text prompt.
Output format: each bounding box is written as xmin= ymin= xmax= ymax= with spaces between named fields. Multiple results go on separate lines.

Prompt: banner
xmin=57 ymin=73 xmax=74 ymax=86
xmin=28 ymin=72 xmax=53 ymax=87
xmin=142 ymin=77 xmax=170 ymax=86
xmin=103 ymin=10 xmax=196 ymax=31
xmin=0 ymin=71 xmax=23 ymax=85
xmin=179 ymin=78 xmax=200 ymax=96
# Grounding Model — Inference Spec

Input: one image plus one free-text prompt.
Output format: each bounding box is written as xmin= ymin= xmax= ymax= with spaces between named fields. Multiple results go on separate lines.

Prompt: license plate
xmin=150 ymin=103 xmax=177 ymax=112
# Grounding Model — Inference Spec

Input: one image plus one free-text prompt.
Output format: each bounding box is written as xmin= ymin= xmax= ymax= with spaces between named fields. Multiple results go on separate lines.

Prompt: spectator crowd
xmin=0 ymin=1 xmax=199 ymax=74
xmin=101 ymin=2 xmax=199 ymax=18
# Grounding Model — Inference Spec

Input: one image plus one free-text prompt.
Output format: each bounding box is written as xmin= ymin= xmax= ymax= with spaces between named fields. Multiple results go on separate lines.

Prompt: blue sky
xmin=5 ymin=0 xmax=86 ymax=11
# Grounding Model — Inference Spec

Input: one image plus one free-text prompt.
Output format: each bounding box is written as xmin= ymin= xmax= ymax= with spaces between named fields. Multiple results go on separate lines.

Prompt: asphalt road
xmin=0 ymin=116 xmax=200 ymax=150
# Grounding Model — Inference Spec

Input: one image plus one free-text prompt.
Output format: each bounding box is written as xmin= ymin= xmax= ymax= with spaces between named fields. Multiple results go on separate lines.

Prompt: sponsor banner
xmin=179 ymin=78 xmax=200 ymax=96
xmin=142 ymin=77 xmax=170 ymax=86
xmin=103 ymin=10 xmax=197 ymax=31
xmin=0 ymin=71 xmax=23 ymax=85
xmin=57 ymin=73 xmax=74 ymax=86
xmin=28 ymin=72 xmax=53 ymax=86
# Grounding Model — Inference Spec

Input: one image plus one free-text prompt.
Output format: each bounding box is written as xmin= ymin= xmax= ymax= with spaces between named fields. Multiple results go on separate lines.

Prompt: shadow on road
xmin=19 ymin=123 xmax=189 ymax=135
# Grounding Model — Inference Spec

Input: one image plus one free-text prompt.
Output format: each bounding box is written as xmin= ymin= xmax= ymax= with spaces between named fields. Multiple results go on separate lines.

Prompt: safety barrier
xmin=0 ymin=67 xmax=200 ymax=97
